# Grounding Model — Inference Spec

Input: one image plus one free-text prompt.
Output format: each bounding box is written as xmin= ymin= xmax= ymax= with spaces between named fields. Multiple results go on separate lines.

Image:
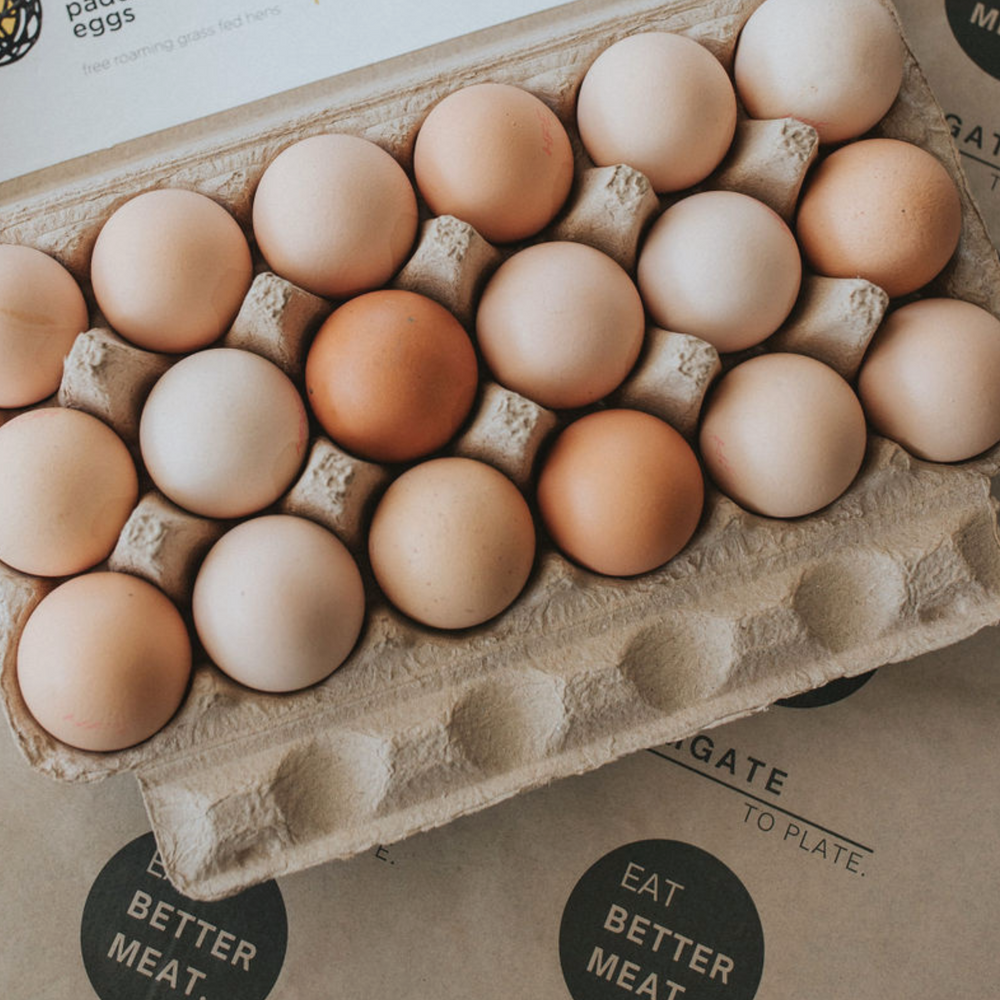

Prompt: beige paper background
xmin=4 ymin=625 xmax=998 ymax=998
xmin=896 ymin=0 xmax=1000 ymax=243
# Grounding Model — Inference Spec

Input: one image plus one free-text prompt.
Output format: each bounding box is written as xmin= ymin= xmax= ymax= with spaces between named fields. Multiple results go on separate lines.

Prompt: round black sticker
xmin=947 ymin=0 xmax=1000 ymax=81
xmin=0 ymin=1 xmax=42 ymax=67
xmin=560 ymin=840 xmax=764 ymax=1000
xmin=81 ymin=833 xmax=287 ymax=1000
xmin=777 ymin=669 xmax=876 ymax=709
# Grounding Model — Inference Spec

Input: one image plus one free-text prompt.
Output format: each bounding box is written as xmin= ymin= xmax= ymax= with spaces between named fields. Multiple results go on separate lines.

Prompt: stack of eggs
xmin=1 ymin=0 xmax=998 ymax=756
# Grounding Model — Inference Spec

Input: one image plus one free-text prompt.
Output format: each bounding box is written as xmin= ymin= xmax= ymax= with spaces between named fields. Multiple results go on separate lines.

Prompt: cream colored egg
xmin=735 ymin=0 xmax=905 ymax=144
xmin=576 ymin=32 xmax=737 ymax=193
xmin=253 ymin=133 xmax=418 ymax=299
xmin=858 ymin=298 xmax=1000 ymax=462
xmin=369 ymin=457 xmax=535 ymax=629
xmin=638 ymin=191 xmax=802 ymax=352
xmin=17 ymin=572 xmax=191 ymax=752
xmin=0 ymin=408 xmax=138 ymax=577
xmin=476 ymin=241 xmax=645 ymax=408
xmin=91 ymin=189 xmax=252 ymax=353
xmin=0 ymin=244 xmax=89 ymax=408
xmin=193 ymin=515 xmax=365 ymax=692
xmin=700 ymin=353 xmax=867 ymax=518
xmin=139 ymin=348 xmax=308 ymax=519
xmin=413 ymin=83 xmax=575 ymax=243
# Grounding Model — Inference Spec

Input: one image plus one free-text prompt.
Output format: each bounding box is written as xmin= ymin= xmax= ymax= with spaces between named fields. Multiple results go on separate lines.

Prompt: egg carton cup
xmin=2 ymin=0 xmax=1000 ymax=900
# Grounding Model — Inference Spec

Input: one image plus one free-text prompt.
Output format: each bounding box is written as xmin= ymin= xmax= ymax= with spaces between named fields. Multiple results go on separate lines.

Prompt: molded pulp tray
xmin=2 ymin=0 xmax=999 ymax=899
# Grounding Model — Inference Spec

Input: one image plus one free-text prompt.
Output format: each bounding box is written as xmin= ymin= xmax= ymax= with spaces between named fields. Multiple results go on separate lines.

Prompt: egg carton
xmin=2 ymin=0 xmax=1000 ymax=901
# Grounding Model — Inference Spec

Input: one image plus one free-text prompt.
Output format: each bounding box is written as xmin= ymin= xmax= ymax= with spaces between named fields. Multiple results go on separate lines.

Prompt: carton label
xmin=948 ymin=0 xmax=1000 ymax=79
xmin=80 ymin=833 xmax=286 ymax=1000
xmin=559 ymin=840 xmax=764 ymax=999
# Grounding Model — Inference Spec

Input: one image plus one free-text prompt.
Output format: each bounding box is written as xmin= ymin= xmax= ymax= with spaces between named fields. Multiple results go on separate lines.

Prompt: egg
xmin=139 ymin=348 xmax=308 ymax=519
xmin=413 ymin=83 xmax=574 ymax=243
xmin=0 ymin=244 xmax=89 ymax=408
xmin=796 ymin=139 xmax=962 ymax=299
xmin=537 ymin=408 xmax=703 ymax=577
xmin=476 ymin=241 xmax=645 ymax=409
xmin=253 ymin=133 xmax=418 ymax=299
xmin=734 ymin=0 xmax=905 ymax=145
xmin=858 ymin=298 xmax=1000 ymax=463
xmin=17 ymin=572 xmax=191 ymax=752
xmin=305 ymin=290 xmax=478 ymax=463
xmin=637 ymin=191 xmax=802 ymax=352
xmin=700 ymin=353 xmax=867 ymax=518
xmin=90 ymin=189 xmax=253 ymax=352
xmin=0 ymin=408 xmax=138 ymax=577
xmin=576 ymin=32 xmax=737 ymax=193
xmin=193 ymin=515 xmax=365 ymax=692
xmin=369 ymin=457 xmax=535 ymax=629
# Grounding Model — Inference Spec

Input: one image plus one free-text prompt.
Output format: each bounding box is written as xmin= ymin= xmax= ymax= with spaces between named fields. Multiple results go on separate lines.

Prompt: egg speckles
xmin=369 ymin=458 xmax=535 ymax=629
xmin=413 ymin=83 xmax=574 ymax=243
xmin=796 ymin=139 xmax=962 ymax=298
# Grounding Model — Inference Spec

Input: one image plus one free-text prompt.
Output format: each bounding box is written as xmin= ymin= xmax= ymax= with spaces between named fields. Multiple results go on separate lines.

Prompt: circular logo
xmin=80 ymin=833 xmax=287 ymax=1000
xmin=947 ymin=0 xmax=1000 ymax=81
xmin=560 ymin=840 xmax=765 ymax=1000
xmin=0 ymin=0 xmax=41 ymax=67
xmin=777 ymin=670 xmax=876 ymax=709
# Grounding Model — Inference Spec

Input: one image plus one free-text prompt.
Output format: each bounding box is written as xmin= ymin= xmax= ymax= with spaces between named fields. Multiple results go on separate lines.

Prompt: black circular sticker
xmin=560 ymin=840 xmax=764 ymax=1000
xmin=81 ymin=833 xmax=287 ymax=1000
xmin=777 ymin=669 xmax=876 ymax=709
xmin=0 ymin=1 xmax=42 ymax=67
xmin=947 ymin=0 xmax=1000 ymax=81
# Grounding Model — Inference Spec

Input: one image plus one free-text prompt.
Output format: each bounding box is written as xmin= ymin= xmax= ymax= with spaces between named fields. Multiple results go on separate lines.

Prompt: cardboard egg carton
xmin=2 ymin=0 xmax=1000 ymax=900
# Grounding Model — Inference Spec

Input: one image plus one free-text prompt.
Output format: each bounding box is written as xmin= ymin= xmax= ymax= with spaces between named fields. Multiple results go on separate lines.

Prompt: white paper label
xmin=0 ymin=0 xmax=565 ymax=182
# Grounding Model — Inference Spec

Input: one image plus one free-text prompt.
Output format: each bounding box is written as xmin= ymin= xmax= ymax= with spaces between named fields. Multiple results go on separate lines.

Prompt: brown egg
xmin=476 ymin=241 xmax=645 ymax=408
xmin=91 ymin=189 xmax=253 ymax=352
xmin=700 ymin=353 xmax=867 ymax=518
xmin=858 ymin=298 xmax=1000 ymax=463
xmin=305 ymin=289 xmax=478 ymax=463
xmin=637 ymin=191 xmax=802 ymax=353
xmin=734 ymin=0 xmax=905 ymax=144
xmin=796 ymin=139 xmax=962 ymax=298
xmin=576 ymin=32 xmax=737 ymax=193
xmin=368 ymin=457 xmax=535 ymax=629
xmin=413 ymin=83 xmax=574 ymax=243
xmin=17 ymin=572 xmax=191 ymax=752
xmin=0 ymin=244 xmax=89 ymax=408
xmin=140 ymin=348 xmax=308 ymax=518
xmin=0 ymin=409 xmax=138 ymax=577
xmin=253 ymin=133 xmax=418 ymax=299
xmin=193 ymin=515 xmax=365 ymax=692
xmin=537 ymin=409 xmax=703 ymax=577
